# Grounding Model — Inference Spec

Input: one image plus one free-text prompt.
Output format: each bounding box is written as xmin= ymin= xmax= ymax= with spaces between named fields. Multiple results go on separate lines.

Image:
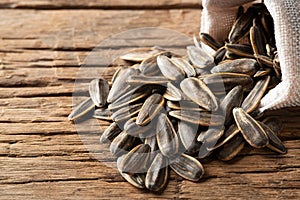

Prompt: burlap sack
xmin=201 ymin=0 xmax=300 ymax=112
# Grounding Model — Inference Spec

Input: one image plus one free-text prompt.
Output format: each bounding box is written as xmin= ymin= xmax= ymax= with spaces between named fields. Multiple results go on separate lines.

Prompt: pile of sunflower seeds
xmin=68 ymin=3 xmax=286 ymax=192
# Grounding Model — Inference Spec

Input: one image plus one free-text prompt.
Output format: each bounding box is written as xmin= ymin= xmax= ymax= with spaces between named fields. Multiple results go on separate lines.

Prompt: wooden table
xmin=0 ymin=1 xmax=299 ymax=199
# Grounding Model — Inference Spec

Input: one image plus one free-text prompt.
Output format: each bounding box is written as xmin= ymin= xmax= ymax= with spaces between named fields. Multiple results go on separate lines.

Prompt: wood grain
xmin=0 ymin=0 xmax=202 ymax=9
xmin=0 ymin=1 xmax=299 ymax=199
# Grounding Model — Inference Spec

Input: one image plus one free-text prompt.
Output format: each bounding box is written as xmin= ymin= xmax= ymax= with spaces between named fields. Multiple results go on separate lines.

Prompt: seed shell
xmin=180 ymin=77 xmax=218 ymax=111
xmin=117 ymin=156 xmax=146 ymax=189
xmin=145 ymin=153 xmax=168 ymax=192
xmin=169 ymin=110 xmax=225 ymax=126
xmin=170 ymin=153 xmax=204 ymax=181
xmin=119 ymin=144 xmax=151 ymax=174
xmin=220 ymin=85 xmax=244 ymax=126
xmin=68 ymin=98 xmax=95 ymax=121
xmin=110 ymin=131 xmax=137 ymax=157
xmin=156 ymin=113 xmax=180 ymax=157
xmin=89 ymin=78 xmax=109 ymax=107
xmin=157 ymin=55 xmax=186 ymax=81
xmin=187 ymin=46 xmax=215 ymax=69
xmin=136 ymin=93 xmax=165 ymax=126
xmin=233 ymin=107 xmax=269 ymax=148
xmin=100 ymin=122 xmax=122 ymax=143
xmin=259 ymin=122 xmax=286 ymax=154
xmin=171 ymin=57 xmax=196 ymax=77
xmin=210 ymin=58 xmax=258 ymax=76
xmin=241 ymin=76 xmax=270 ymax=113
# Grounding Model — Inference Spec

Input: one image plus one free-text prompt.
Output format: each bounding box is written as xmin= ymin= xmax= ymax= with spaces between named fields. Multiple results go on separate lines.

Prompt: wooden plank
xmin=0 ymin=180 xmax=179 ymax=200
xmin=0 ymin=9 xmax=201 ymax=50
xmin=0 ymin=140 xmax=298 ymax=198
xmin=0 ymin=0 xmax=202 ymax=9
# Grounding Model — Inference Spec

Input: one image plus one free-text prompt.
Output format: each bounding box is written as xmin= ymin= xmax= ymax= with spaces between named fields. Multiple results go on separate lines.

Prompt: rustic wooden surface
xmin=0 ymin=1 xmax=299 ymax=199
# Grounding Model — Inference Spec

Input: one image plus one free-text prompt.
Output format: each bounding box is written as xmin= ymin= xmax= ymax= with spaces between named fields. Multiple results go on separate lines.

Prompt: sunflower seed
xmin=111 ymin=103 xmax=142 ymax=123
xmin=145 ymin=153 xmax=168 ymax=192
xmin=242 ymin=76 xmax=270 ymax=113
xmin=117 ymin=156 xmax=146 ymax=188
xmin=140 ymin=52 xmax=171 ymax=76
xmin=250 ymin=23 xmax=266 ymax=56
xmin=68 ymin=98 xmax=95 ymax=121
xmin=202 ymin=72 xmax=253 ymax=93
xmin=136 ymin=93 xmax=165 ymax=126
xmin=198 ymin=127 xmax=225 ymax=158
xmin=110 ymin=131 xmax=137 ymax=157
xmin=208 ymin=124 xmax=240 ymax=151
xmin=233 ymin=107 xmax=269 ymax=148
xmin=119 ymin=144 xmax=151 ymax=173
xmin=169 ymin=110 xmax=225 ymax=126
xmin=166 ymin=100 xmax=205 ymax=111
xmin=225 ymin=43 xmax=254 ymax=58
xmin=127 ymin=75 xmax=169 ymax=85
xmin=100 ymin=122 xmax=122 ymax=143
xmin=213 ymin=46 xmax=227 ymax=64
xmin=258 ymin=122 xmax=286 ymax=154
xmin=236 ymin=5 xmax=244 ymax=20
xmin=261 ymin=11 xmax=275 ymax=44
xmin=220 ymin=85 xmax=244 ymax=125
xmin=171 ymin=57 xmax=196 ymax=77
xmin=262 ymin=117 xmax=283 ymax=135
xmin=156 ymin=113 xmax=179 ymax=157
xmin=120 ymin=47 xmax=162 ymax=62
xmin=254 ymin=54 xmax=273 ymax=68
xmin=108 ymin=85 xmax=151 ymax=110
xmin=253 ymin=68 xmax=272 ymax=77
xmin=200 ymin=33 xmax=223 ymax=51
xmin=170 ymin=153 xmax=204 ymax=181
xmin=180 ymin=77 xmax=218 ymax=111
xmin=124 ymin=118 xmax=152 ymax=137
xmin=111 ymin=67 xmax=122 ymax=84
xmin=217 ymin=134 xmax=245 ymax=161
xmin=93 ymin=108 xmax=113 ymax=121
xmin=187 ymin=46 xmax=215 ymax=69
xmin=89 ymin=78 xmax=109 ymax=107
xmin=107 ymin=68 xmax=139 ymax=103
xmin=178 ymin=120 xmax=199 ymax=151
xmin=228 ymin=6 xmax=257 ymax=43
xmin=157 ymin=55 xmax=185 ymax=81
xmin=163 ymin=82 xmax=184 ymax=101
xmin=145 ymin=136 xmax=159 ymax=152
xmin=210 ymin=58 xmax=258 ymax=76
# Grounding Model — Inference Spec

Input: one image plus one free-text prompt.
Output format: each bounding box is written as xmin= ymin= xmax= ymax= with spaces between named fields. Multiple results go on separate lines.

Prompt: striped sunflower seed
xmin=233 ymin=107 xmax=269 ymax=148
xmin=156 ymin=113 xmax=180 ymax=157
xmin=100 ymin=122 xmax=122 ymax=143
xmin=119 ymin=144 xmax=151 ymax=174
xmin=171 ymin=57 xmax=196 ymax=77
xmin=220 ymin=85 xmax=244 ymax=126
xmin=107 ymin=68 xmax=139 ymax=103
xmin=180 ymin=77 xmax=218 ymax=111
xmin=241 ymin=76 xmax=270 ymax=113
xmin=110 ymin=131 xmax=137 ymax=157
xmin=145 ymin=153 xmax=168 ymax=192
xmin=68 ymin=98 xmax=94 ymax=121
xmin=136 ymin=93 xmax=165 ymax=126
xmin=210 ymin=58 xmax=258 ymax=76
xmin=117 ymin=156 xmax=146 ymax=189
xmin=187 ymin=46 xmax=215 ymax=69
xmin=169 ymin=110 xmax=225 ymax=126
xmin=157 ymin=55 xmax=186 ymax=81
xmin=170 ymin=153 xmax=204 ymax=181
xmin=89 ymin=78 xmax=109 ymax=107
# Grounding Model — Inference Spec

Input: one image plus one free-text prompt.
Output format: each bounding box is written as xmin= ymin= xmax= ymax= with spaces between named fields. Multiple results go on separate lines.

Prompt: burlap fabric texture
xmin=201 ymin=0 xmax=300 ymax=111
